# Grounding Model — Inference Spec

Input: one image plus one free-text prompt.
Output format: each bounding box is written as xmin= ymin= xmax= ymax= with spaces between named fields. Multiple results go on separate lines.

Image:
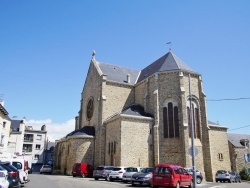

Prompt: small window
xmin=35 ymin=154 xmax=39 ymax=159
xmin=3 ymin=122 xmax=6 ymax=128
xmin=218 ymin=153 xmax=223 ymax=161
xmin=35 ymin=144 xmax=41 ymax=150
xmin=36 ymin=135 xmax=42 ymax=140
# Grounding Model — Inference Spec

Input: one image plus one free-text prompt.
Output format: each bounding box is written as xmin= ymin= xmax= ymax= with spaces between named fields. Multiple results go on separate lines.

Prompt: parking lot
xmin=24 ymin=173 xmax=250 ymax=188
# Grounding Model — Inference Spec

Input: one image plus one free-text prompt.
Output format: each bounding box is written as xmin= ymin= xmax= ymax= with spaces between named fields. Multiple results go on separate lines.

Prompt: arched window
xmin=187 ymin=101 xmax=201 ymax=139
xmin=163 ymin=102 xmax=179 ymax=138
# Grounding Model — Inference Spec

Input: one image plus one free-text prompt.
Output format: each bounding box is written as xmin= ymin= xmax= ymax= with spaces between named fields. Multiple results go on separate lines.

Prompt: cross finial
xmin=92 ymin=50 xmax=96 ymax=60
xmin=167 ymin=42 xmax=172 ymax=52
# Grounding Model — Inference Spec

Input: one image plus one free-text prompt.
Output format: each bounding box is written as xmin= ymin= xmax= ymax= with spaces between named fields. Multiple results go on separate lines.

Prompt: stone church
xmin=54 ymin=50 xmax=231 ymax=181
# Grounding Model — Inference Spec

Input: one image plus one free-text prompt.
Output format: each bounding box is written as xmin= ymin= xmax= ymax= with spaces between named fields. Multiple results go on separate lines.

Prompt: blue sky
xmin=1 ymin=0 xmax=250 ymax=141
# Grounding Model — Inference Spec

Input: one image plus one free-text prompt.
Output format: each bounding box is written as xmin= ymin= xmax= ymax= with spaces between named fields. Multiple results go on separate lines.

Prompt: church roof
xmin=228 ymin=133 xmax=250 ymax=148
xmin=137 ymin=50 xmax=195 ymax=83
xmin=66 ymin=126 xmax=95 ymax=137
xmin=121 ymin=104 xmax=153 ymax=117
xmin=97 ymin=62 xmax=140 ymax=84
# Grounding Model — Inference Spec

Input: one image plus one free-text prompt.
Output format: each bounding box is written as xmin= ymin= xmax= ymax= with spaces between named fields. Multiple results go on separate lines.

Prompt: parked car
xmin=109 ymin=167 xmax=127 ymax=181
xmin=151 ymin=164 xmax=193 ymax=188
xmin=40 ymin=165 xmax=52 ymax=174
xmin=122 ymin=167 xmax=140 ymax=183
xmin=72 ymin=163 xmax=94 ymax=178
xmin=0 ymin=171 xmax=9 ymax=188
xmin=0 ymin=158 xmax=29 ymax=185
xmin=215 ymin=170 xmax=233 ymax=183
xmin=93 ymin=166 xmax=114 ymax=180
xmin=230 ymin=171 xmax=241 ymax=183
xmin=0 ymin=161 xmax=20 ymax=188
xmin=131 ymin=167 xmax=153 ymax=186
xmin=184 ymin=167 xmax=203 ymax=184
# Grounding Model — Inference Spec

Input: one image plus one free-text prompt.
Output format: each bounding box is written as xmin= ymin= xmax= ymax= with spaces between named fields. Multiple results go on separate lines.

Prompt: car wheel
xmin=131 ymin=182 xmax=135 ymax=186
xmin=239 ymin=179 xmax=241 ymax=183
xmin=94 ymin=177 xmax=99 ymax=180
xmin=196 ymin=177 xmax=202 ymax=184
xmin=110 ymin=178 xmax=114 ymax=182
xmin=151 ymin=185 xmax=158 ymax=188
xmin=81 ymin=174 xmax=85 ymax=178
xmin=73 ymin=175 xmax=76 ymax=177
xmin=176 ymin=182 xmax=180 ymax=188
xmin=228 ymin=179 xmax=231 ymax=183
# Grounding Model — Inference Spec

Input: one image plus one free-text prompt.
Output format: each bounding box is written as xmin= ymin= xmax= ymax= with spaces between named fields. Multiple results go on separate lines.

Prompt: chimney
xmin=127 ymin=74 xmax=131 ymax=84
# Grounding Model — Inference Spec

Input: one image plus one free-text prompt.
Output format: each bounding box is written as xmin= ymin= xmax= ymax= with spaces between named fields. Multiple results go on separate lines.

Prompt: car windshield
xmin=154 ymin=167 xmax=171 ymax=174
xmin=126 ymin=167 xmax=138 ymax=172
xmin=141 ymin=168 xmax=153 ymax=173
xmin=104 ymin=167 xmax=113 ymax=170
xmin=96 ymin=167 xmax=104 ymax=170
xmin=217 ymin=170 xmax=227 ymax=174
xmin=43 ymin=165 xmax=51 ymax=168
xmin=112 ymin=168 xmax=122 ymax=171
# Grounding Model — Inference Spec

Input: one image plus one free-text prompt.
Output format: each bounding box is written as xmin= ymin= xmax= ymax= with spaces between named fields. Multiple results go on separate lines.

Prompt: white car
xmin=0 ymin=171 xmax=9 ymax=188
xmin=109 ymin=167 xmax=127 ymax=181
xmin=122 ymin=167 xmax=140 ymax=183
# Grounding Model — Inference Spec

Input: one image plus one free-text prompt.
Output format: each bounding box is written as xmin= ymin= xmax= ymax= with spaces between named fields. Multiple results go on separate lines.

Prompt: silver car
xmin=215 ymin=170 xmax=234 ymax=183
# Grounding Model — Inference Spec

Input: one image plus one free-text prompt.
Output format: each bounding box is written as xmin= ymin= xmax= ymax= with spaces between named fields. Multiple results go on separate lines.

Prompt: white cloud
xmin=25 ymin=119 xmax=75 ymax=142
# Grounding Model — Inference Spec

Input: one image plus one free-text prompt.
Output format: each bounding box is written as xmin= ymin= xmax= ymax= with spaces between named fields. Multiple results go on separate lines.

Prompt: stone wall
xmin=209 ymin=126 xmax=231 ymax=181
xmin=229 ymin=142 xmax=250 ymax=172
xmin=54 ymin=137 xmax=94 ymax=175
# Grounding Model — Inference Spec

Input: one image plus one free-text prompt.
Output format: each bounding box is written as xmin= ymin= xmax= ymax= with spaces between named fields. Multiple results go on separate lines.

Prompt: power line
xmin=207 ymin=97 xmax=250 ymax=101
xmin=228 ymin=125 xmax=250 ymax=131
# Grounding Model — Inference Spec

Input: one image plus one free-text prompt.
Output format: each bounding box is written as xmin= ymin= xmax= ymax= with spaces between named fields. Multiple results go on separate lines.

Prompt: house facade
xmin=55 ymin=50 xmax=232 ymax=181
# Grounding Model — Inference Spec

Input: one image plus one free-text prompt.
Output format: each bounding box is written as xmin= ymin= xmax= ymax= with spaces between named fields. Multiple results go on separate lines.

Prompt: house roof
xmin=0 ymin=104 xmax=8 ymax=115
xmin=137 ymin=50 xmax=195 ymax=83
xmin=228 ymin=133 xmax=250 ymax=148
xmin=97 ymin=61 xmax=140 ymax=84
xmin=66 ymin=126 xmax=95 ymax=137
xmin=10 ymin=120 xmax=23 ymax=132
xmin=121 ymin=104 xmax=153 ymax=117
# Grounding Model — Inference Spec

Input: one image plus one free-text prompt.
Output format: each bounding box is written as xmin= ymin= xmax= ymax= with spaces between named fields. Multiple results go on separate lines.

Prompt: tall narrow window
xmin=163 ymin=102 xmax=179 ymax=138
xmin=168 ymin=103 xmax=174 ymax=138
xmin=163 ymin=107 xmax=168 ymax=138
xmin=187 ymin=101 xmax=201 ymax=139
xmin=174 ymin=106 xmax=179 ymax=137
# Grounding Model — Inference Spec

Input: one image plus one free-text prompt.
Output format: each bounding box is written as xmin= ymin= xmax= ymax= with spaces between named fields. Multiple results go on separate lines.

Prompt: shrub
xmin=239 ymin=167 xmax=250 ymax=180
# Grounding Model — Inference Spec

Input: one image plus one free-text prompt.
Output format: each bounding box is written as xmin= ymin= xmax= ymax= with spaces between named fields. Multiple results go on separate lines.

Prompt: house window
xmin=244 ymin=153 xmax=250 ymax=163
xmin=34 ymin=154 xmax=39 ymax=159
xmin=35 ymin=144 xmax=41 ymax=150
xmin=36 ymin=135 xmax=42 ymax=140
xmin=218 ymin=153 xmax=223 ymax=161
xmin=3 ymin=122 xmax=6 ymax=128
xmin=163 ymin=102 xmax=179 ymax=138
xmin=187 ymin=101 xmax=201 ymax=139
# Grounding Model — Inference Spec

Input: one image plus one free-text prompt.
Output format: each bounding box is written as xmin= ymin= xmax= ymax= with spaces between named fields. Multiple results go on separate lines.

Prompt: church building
xmin=54 ymin=50 xmax=231 ymax=181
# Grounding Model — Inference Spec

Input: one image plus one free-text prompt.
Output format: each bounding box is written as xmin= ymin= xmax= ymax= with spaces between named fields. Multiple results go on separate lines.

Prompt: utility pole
xmin=189 ymin=74 xmax=197 ymax=188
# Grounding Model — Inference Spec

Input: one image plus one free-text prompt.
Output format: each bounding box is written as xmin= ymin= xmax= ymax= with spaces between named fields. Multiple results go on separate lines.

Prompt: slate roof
xmin=228 ymin=133 xmax=250 ymax=148
xmin=11 ymin=120 xmax=23 ymax=132
xmin=66 ymin=126 xmax=95 ymax=137
xmin=137 ymin=51 xmax=195 ymax=83
xmin=121 ymin=104 xmax=153 ymax=118
xmin=97 ymin=61 xmax=140 ymax=84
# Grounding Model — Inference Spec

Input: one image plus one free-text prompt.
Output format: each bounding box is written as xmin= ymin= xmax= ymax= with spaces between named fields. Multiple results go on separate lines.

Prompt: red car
xmin=72 ymin=163 xmax=94 ymax=178
xmin=151 ymin=164 xmax=193 ymax=188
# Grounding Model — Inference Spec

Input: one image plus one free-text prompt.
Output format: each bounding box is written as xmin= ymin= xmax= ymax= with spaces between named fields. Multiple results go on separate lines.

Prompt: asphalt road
xmin=24 ymin=173 xmax=250 ymax=188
